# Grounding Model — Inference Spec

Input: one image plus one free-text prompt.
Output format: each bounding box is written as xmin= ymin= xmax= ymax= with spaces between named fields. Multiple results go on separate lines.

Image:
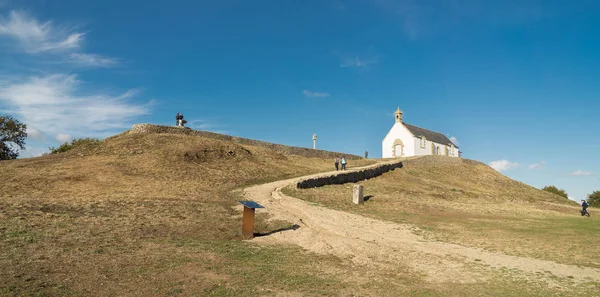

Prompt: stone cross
xmin=312 ymin=134 xmax=317 ymax=150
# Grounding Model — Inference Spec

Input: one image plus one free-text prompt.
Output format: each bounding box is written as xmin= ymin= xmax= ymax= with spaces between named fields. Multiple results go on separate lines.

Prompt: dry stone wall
xmin=128 ymin=124 xmax=362 ymax=160
xmin=296 ymin=161 xmax=404 ymax=189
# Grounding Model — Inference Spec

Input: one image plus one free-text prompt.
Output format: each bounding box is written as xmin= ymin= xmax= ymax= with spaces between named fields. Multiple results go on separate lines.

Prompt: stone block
xmin=353 ymin=184 xmax=364 ymax=205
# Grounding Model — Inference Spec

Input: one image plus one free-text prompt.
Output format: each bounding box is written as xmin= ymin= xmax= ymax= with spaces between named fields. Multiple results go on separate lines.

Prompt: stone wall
xmin=128 ymin=124 xmax=363 ymax=160
xmin=296 ymin=161 xmax=404 ymax=189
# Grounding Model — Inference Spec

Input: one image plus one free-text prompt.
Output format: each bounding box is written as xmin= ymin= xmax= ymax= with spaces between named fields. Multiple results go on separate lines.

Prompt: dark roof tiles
xmin=404 ymin=122 xmax=458 ymax=148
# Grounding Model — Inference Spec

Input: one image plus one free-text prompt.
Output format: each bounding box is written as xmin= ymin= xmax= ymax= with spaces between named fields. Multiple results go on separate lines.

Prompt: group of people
xmin=175 ymin=113 xmax=187 ymax=127
xmin=334 ymin=156 xmax=347 ymax=171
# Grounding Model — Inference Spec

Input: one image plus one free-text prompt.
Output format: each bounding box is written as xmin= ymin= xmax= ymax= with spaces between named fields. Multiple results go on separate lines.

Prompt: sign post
xmin=239 ymin=201 xmax=264 ymax=239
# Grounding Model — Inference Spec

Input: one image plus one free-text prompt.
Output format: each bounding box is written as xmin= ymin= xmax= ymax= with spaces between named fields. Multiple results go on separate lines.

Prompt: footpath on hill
xmin=241 ymin=159 xmax=600 ymax=285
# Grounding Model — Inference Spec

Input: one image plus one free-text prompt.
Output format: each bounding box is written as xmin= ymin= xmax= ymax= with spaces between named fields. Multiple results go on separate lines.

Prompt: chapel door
xmin=394 ymin=144 xmax=403 ymax=157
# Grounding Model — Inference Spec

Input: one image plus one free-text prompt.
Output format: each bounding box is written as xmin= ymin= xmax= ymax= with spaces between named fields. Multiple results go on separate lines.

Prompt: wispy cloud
xmin=0 ymin=10 xmax=83 ymax=53
xmin=19 ymin=145 xmax=47 ymax=158
xmin=69 ymin=53 xmax=118 ymax=68
xmin=26 ymin=126 xmax=45 ymax=140
xmin=371 ymin=0 xmax=553 ymax=39
xmin=303 ymin=90 xmax=330 ymax=98
xmin=0 ymin=74 xmax=152 ymax=140
xmin=571 ymin=170 xmax=594 ymax=177
xmin=55 ymin=133 xmax=72 ymax=143
xmin=449 ymin=136 xmax=459 ymax=146
xmin=0 ymin=10 xmax=119 ymax=68
xmin=187 ymin=119 xmax=230 ymax=135
xmin=528 ymin=160 xmax=546 ymax=169
xmin=340 ymin=56 xmax=369 ymax=68
xmin=489 ymin=159 xmax=520 ymax=172
xmin=332 ymin=0 xmax=346 ymax=10
xmin=336 ymin=47 xmax=381 ymax=69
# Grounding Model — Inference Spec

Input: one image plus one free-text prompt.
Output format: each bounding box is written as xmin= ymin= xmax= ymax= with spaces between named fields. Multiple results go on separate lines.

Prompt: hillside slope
xmin=2 ymin=127 xmax=592 ymax=296
xmin=284 ymin=155 xmax=596 ymax=273
xmin=1 ymin=126 xmax=366 ymax=201
xmin=0 ymin=126 xmax=375 ymax=296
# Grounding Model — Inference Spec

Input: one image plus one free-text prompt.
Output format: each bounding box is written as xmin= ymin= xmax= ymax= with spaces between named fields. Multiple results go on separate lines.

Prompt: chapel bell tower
xmin=395 ymin=107 xmax=403 ymax=123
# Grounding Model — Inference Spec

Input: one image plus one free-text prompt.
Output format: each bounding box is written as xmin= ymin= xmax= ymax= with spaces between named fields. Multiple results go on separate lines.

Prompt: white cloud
xmin=69 ymin=53 xmax=118 ymax=67
xmin=449 ymin=136 xmax=459 ymax=146
xmin=19 ymin=145 xmax=47 ymax=158
xmin=55 ymin=133 xmax=72 ymax=143
xmin=571 ymin=170 xmax=594 ymax=177
xmin=0 ymin=73 xmax=152 ymax=140
xmin=489 ymin=159 xmax=520 ymax=172
xmin=528 ymin=160 xmax=546 ymax=169
xmin=0 ymin=10 xmax=83 ymax=53
xmin=303 ymin=90 xmax=330 ymax=98
xmin=26 ymin=126 xmax=45 ymax=140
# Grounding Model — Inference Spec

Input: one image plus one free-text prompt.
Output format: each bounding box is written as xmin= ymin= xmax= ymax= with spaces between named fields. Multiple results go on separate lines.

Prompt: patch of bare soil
xmin=243 ymin=160 xmax=600 ymax=287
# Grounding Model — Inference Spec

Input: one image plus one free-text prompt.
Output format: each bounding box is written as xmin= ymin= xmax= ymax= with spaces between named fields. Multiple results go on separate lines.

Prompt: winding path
xmin=242 ymin=160 xmax=600 ymax=285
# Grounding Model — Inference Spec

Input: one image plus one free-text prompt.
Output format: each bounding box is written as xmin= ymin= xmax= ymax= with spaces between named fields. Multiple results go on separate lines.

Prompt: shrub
xmin=588 ymin=191 xmax=600 ymax=207
xmin=49 ymin=137 xmax=101 ymax=154
xmin=541 ymin=185 xmax=568 ymax=199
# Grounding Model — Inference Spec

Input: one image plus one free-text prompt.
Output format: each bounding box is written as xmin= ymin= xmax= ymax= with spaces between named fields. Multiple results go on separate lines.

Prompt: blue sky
xmin=0 ymin=0 xmax=599 ymax=201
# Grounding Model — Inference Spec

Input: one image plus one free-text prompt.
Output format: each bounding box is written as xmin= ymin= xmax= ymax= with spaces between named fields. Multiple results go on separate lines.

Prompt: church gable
xmin=382 ymin=107 xmax=460 ymax=158
xmin=403 ymin=123 xmax=458 ymax=148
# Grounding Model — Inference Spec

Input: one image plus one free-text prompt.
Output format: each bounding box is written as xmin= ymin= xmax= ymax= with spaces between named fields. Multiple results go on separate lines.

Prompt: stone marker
xmin=353 ymin=184 xmax=364 ymax=205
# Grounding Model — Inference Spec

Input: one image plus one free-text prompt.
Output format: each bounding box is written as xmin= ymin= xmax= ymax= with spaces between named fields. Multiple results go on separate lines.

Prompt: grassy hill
xmin=0 ymin=126 xmax=374 ymax=296
xmin=284 ymin=156 xmax=598 ymax=270
xmin=1 ymin=127 xmax=597 ymax=296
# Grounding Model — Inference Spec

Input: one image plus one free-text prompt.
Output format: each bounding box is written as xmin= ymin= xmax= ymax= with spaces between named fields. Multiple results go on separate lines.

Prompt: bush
xmin=49 ymin=137 xmax=101 ymax=154
xmin=541 ymin=185 xmax=568 ymax=199
xmin=588 ymin=191 xmax=600 ymax=207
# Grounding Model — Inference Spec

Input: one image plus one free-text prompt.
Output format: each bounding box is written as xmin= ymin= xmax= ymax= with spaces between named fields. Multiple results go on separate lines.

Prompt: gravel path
xmin=242 ymin=160 xmax=600 ymax=285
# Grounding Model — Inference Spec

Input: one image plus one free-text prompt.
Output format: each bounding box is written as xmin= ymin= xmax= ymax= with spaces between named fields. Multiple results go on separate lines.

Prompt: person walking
xmin=334 ymin=157 xmax=340 ymax=171
xmin=365 ymin=151 xmax=368 ymax=158
xmin=341 ymin=156 xmax=347 ymax=170
xmin=581 ymin=200 xmax=590 ymax=217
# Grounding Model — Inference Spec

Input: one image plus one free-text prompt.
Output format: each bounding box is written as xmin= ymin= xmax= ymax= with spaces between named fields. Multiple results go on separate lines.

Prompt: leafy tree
xmin=541 ymin=185 xmax=568 ymax=199
xmin=49 ymin=137 xmax=101 ymax=154
xmin=0 ymin=115 xmax=27 ymax=160
xmin=588 ymin=191 xmax=600 ymax=207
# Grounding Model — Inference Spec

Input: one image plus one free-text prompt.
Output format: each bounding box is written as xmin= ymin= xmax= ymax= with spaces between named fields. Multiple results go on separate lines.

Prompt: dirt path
xmin=242 ymin=160 xmax=600 ymax=285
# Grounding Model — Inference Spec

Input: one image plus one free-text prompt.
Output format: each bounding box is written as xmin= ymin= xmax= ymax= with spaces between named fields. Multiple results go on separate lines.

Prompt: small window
xmin=420 ymin=136 xmax=426 ymax=148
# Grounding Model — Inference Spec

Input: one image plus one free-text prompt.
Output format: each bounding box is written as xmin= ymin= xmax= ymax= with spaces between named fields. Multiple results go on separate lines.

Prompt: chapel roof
xmin=403 ymin=122 xmax=458 ymax=148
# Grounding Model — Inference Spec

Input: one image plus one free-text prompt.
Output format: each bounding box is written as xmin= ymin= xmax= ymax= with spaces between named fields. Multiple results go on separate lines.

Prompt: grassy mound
xmin=0 ymin=128 xmax=375 ymax=296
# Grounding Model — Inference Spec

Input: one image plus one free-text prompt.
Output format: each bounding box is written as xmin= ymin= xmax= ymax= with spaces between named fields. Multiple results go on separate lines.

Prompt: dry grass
xmin=284 ymin=156 xmax=600 ymax=271
xmin=2 ymin=131 xmax=598 ymax=296
xmin=0 ymin=131 xmax=376 ymax=296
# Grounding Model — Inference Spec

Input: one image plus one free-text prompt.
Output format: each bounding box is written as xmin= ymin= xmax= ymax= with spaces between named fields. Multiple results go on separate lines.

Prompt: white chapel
xmin=382 ymin=107 xmax=460 ymax=158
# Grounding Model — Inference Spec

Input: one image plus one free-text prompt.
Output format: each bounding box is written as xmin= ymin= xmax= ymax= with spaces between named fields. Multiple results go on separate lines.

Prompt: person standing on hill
xmin=365 ymin=151 xmax=368 ymax=158
xmin=581 ymin=200 xmax=590 ymax=217
xmin=334 ymin=157 xmax=340 ymax=171
xmin=341 ymin=156 xmax=347 ymax=170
